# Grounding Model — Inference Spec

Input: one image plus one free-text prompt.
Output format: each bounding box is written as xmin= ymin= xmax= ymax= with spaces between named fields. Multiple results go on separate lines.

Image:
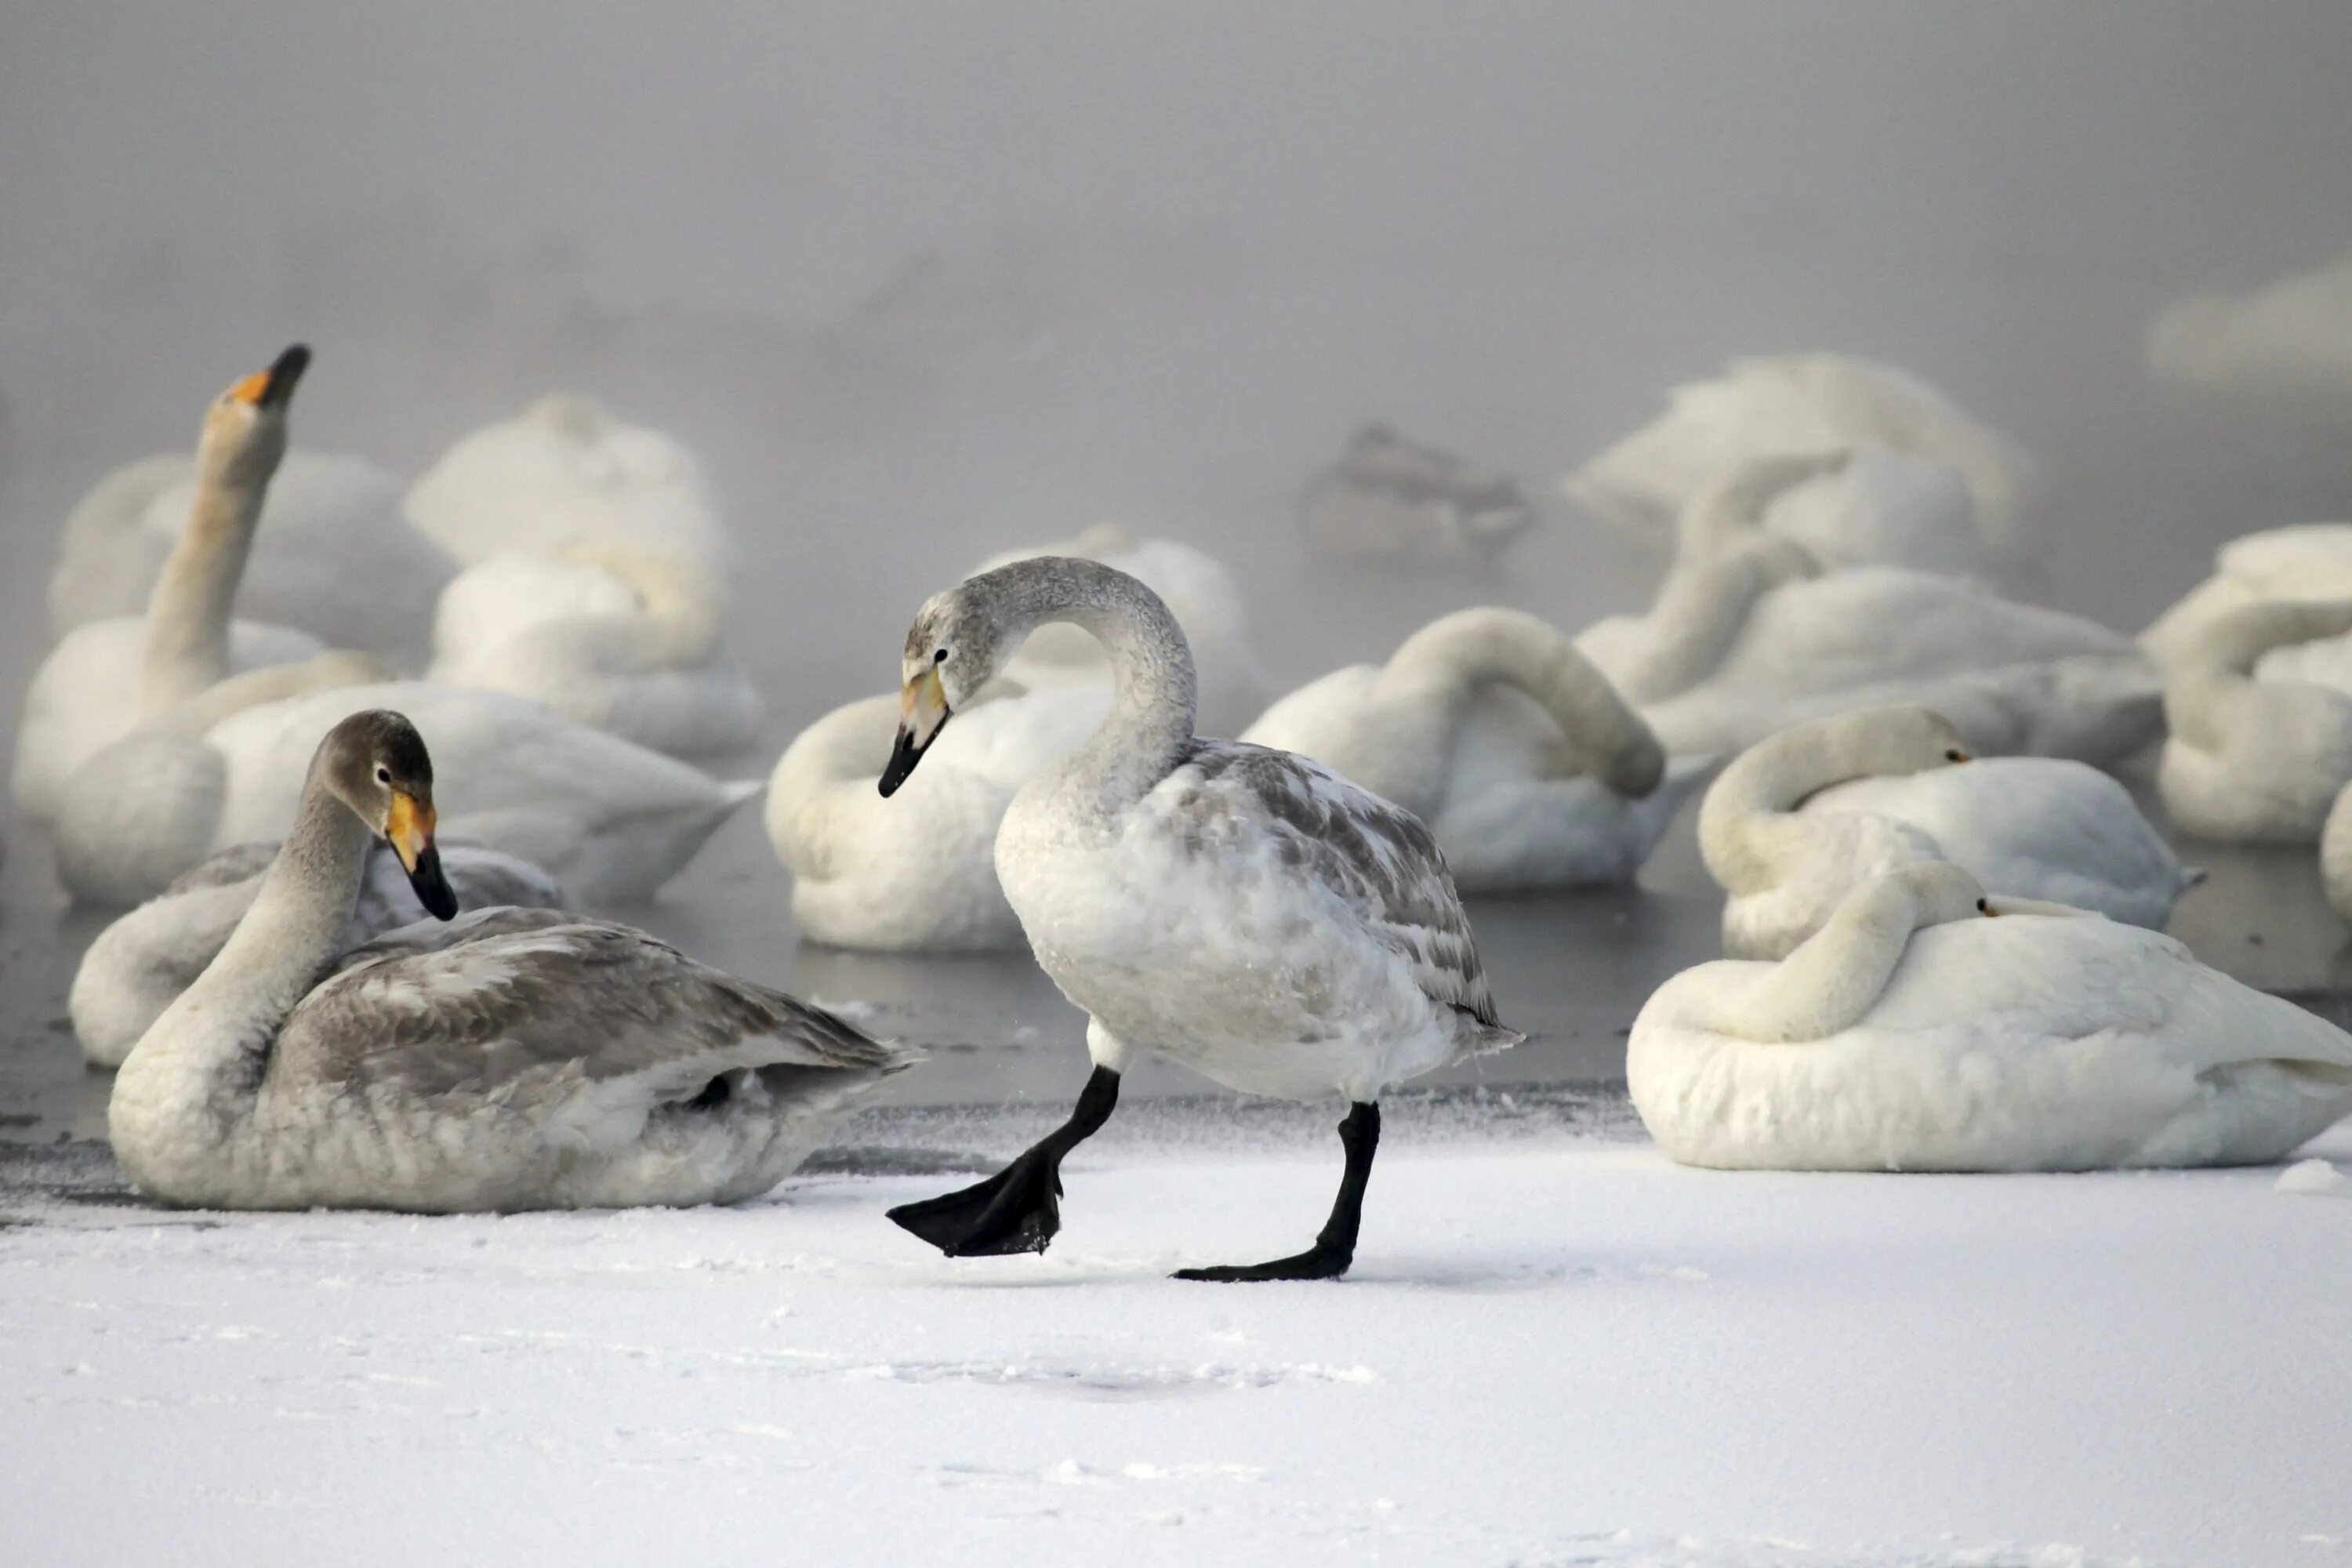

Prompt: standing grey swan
xmin=109 ymin=710 xmax=912 ymax=1212
xmin=877 ymin=557 xmax=1520 ymax=1281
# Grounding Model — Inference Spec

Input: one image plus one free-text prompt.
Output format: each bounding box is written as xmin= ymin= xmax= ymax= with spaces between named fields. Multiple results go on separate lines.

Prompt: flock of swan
xmin=9 ymin=343 xmax=2352 ymax=1281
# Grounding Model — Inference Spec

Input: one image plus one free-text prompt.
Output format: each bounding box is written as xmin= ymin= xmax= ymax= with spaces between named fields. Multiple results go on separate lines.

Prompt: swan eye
xmin=933 ymin=648 xmax=949 ymax=665
xmin=1975 ymin=898 xmax=1990 ymax=913
xmin=376 ymin=766 xmax=392 ymax=784
xmin=1944 ymin=749 xmax=1965 ymax=763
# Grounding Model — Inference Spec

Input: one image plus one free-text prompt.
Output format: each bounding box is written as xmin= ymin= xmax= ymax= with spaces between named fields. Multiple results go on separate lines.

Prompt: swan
xmin=1702 ymin=706 xmax=2198 ymax=960
xmin=971 ymin=524 xmax=1269 ymax=739
xmin=45 ymin=445 xmax=449 ymax=664
xmin=74 ymin=838 xmax=565 ymax=1069
xmin=1711 ymin=445 xmax=1988 ymax=579
xmin=2141 ymin=523 xmax=2352 ymax=670
xmin=13 ymin=345 xmax=397 ymax=826
xmin=764 ymin=681 xmax=1109 ymax=952
xmin=1240 ymin=608 xmax=1711 ymax=891
xmin=1294 ymin=424 xmax=1538 ymax=558
xmin=51 ymin=678 xmax=763 ymax=908
xmin=107 ymin=709 xmax=912 ymax=1210
xmin=1565 ymin=353 xmax=2035 ymax=568
xmin=2157 ymin=600 xmax=2352 ymax=843
xmin=2143 ymin=251 xmax=2352 ymax=395
xmin=2320 ymin=779 xmax=2352 ymax=929
xmin=1628 ymin=862 xmax=2352 ymax=1171
xmin=426 ymin=546 xmax=764 ymax=758
xmin=403 ymin=394 xmax=728 ymax=570
xmin=876 ymin=557 xmax=1520 ymax=1280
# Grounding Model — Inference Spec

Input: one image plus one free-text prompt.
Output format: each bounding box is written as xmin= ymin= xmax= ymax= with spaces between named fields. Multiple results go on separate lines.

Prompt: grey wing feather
xmin=277 ymin=908 xmax=904 ymax=1099
xmin=1185 ymin=742 xmax=1504 ymax=1029
xmin=163 ymin=840 xmax=280 ymax=895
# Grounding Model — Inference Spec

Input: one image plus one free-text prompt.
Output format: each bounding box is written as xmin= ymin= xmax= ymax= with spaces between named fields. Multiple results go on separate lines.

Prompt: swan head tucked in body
xmin=199 ymin=343 xmax=309 ymax=489
xmin=310 ymin=710 xmax=459 ymax=920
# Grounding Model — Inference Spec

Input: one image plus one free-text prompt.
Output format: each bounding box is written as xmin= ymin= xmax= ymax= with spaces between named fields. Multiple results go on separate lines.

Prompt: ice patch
xmin=2275 ymin=1158 xmax=2349 ymax=1197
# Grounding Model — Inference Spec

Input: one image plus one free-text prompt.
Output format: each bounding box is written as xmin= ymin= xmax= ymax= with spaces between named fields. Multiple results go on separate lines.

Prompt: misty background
xmin=3 ymin=1 xmax=2350 ymax=739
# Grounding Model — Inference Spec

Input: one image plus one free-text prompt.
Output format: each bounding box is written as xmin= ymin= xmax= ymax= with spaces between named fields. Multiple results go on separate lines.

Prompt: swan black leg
xmin=1175 ymin=1100 xmax=1380 ymax=1283
xmin=887 ymin=1065 xmax=1121 ymax=1257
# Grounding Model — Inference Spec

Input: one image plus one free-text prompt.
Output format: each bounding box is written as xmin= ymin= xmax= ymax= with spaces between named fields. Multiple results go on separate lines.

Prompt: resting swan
xmin=971 ymin=524 xmax=1269 ymax=739
xmin=876 ymin=557 xmax=1519 ymax=1280
xmin=53 ymin=678 xmax=763 ymax=908
xmin=2158 ymin=600 xmax=2352 ymax=843
xmin=403 ymin=394 xmax=729 ymax=570
xmin=74 ymin=838 xmax=565 ymax=1069
xmin=1702 ymin=706 xmax=2198 ymax=959
xmin=1240 ymin=608 xmax=1710 ymax=891
xmin=426 ymin=546 xmax=764 ymax=758
xmin=13 ymin=347 xmax=389 ymax=825
xmin=1629 ymin=862 xmax=2352 ymax=1171
xmin=764 ymin=681 xmax=1108 ymax=952
xmin=2141 ymin=523 xmax=2352 ymax=670
xmin=107 ymin=710 xmax=911 ymax=1211
xmin=1564 ymin=353 xmax=2036 ymax=568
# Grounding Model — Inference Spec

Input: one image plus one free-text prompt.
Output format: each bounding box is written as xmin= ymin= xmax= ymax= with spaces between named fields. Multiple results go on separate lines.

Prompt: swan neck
xmin=140 ymin=458 xmax=268 ymax=711
xmin=1003 ymin=559 xmax=1196 ymax=809
xmin=2166 ymin=601 xmax=2352 ymax=751
xmin=1382 ymin=609 xmax=1659 ymax=789
xmin=1697 ymin=726 xmax=1851 ymax=894
xmin=1615 ymin=545 xmax=1794 ymax=703
xmin=1701 ymin=876 xmax=1932 ymax=1041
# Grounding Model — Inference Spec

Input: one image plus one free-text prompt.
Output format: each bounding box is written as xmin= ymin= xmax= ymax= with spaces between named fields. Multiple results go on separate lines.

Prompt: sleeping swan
xmin=2157 ymin=600 xmax=2352 ymax=843
xmin=1629 ymin=863 xmax=2352 ymax=1171
xmin=1703 ymin=706 xmax=2198 ymax=958
xmin=107 ymin=710 xmax=911 ymax=1211
xmin=2141 ymin=522 xmax=2352 ymax=670
xmin=1240 ymin=608 xmax=1709 ymax=891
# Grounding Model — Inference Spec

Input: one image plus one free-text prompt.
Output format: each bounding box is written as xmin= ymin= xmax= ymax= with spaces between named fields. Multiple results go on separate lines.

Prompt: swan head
xmin=1815 ymin=704 xmax=1973 ymax=781
xmin=315 ymin=710 xmax=458 ymax=920
xmin=880 ymin=571 xmax=1035 ymax=796
xmin=198 ymin=343 xmax=309 ymax=490
xmin=1888 ymin=860 xmax=1995 ymax=927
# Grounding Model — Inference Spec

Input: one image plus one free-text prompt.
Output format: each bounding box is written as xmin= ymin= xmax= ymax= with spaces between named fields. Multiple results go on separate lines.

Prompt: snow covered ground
xmin=5 ymin=1101 xmax=2347 ymax=1567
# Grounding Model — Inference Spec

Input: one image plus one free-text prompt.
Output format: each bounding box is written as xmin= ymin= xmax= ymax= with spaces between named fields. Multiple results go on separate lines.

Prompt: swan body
xmin=1630 ymin=864 xmax=2352 ymax=1171
xmin=971 ymin=524 xmax=1269 ymax=739
xmin=53 ymin=681 xmax=761 ymax=907
xmin=2142 ymin=523 xmax=2352 ymax=670
xmin=1703 ymin=706 xmax=2196 ymax=960
xmin=1742 ymin=446 xmax=1987 ymax=578
xmin=1295 ymin=424 xmax=1538 ymax=558
xmin=1565 ymin=354 xmax=2034 ymax=567
xmin=74 ymin=839 xmax=565 ymax=1069
xmin=2158 ymin=601 xmax=2352 ymax=843
xmin=2144 ymin=251 xmax=2352 ymax=395
xmin=1240 ymin=608 xmax=1704 ymax=891
xmin=403 ymin=394 xmax=728 ymax=569
xmin=107 ymin=710 xmax=909 ymax=1211
xmin=426 ymin=548 xmax=764 ymax=757
xmin=765 ymin=681 xmax=1109 ymax=951
xmin=46 ymin=450 xmax=450 ymax=662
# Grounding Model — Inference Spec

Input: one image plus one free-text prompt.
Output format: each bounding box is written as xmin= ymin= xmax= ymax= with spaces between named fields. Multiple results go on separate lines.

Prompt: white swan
xmin=2141 ymin=523 xmax=2352 ymax=670
xmin=403 ymin=394 xmax=728 ymax=569
xmin=764 ymin=681 xmax=1108 ymax=952
xmin=875 ymin=557 xmax=1519 ymax=1280
xmin=426 ymin=546 xmax=764 ymax=757
xmin=1702 ymin=706 xmax=2198 ymax=960
xmin=1240 ymin=608 xmax=1711 ymax=891
xmin=107 ymin=710 xmax=911 ymax=1211
xmin=1294 ymin=424 xmax=1538 ymax=558
xmin=971 ymin=524 xmax=1269 ymax=739
xmin=52 ymin=678 xmax=762 ymax=909
xmin=1564 ymin=353 xmax=2036 ymax=567
xmin=2320 ymin=779 xmax=2352 ymax=930
xmin=45 ymin=445 xmax=449 ymax=664
xmin=2158 ymin=600 xmax=2352 ymax=844
xmin=1629 ymin=862 xmax=2352 ymax=1171
xmin=74 ymin=838 xmax=565 ymax=1069
xmin=2144 ymin=251 xmax=2352 ymax=395
xmin=13 ymin=346 xmax=390 ymax=826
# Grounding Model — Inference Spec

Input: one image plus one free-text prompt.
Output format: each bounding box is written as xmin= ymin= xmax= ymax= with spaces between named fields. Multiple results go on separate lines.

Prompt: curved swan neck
xmin=979 ymin=557 xmax=1197 ymax=808
xmin=1673 ymin=451 xmax=1848 ymax=559
xmin=1697 ymin=711 xmax=1941 ymax=894
xmin=1381 ymin=608 xmax=1662 ymax=793
xmin=2165 ymin=600 xmax=2352 ymax=750
xmin=1697 ymin=873 xmax=1944 ymax=1041
xmin=1614 ymin=537 xmax=1817 ymax=704
xmin=140 ymin=448 xmax=275 ymax=712
xmin=189 ymin=774 xmax=373 ymax=1023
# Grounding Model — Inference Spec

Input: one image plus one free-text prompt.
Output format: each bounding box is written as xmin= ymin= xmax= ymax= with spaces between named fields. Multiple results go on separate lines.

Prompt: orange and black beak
xmin=878 ymin=665 xmax=951 ymax=797
xmin=386 ymin=789 xmax=459 ymax=920
xmin=230 ymin=343 xmax=311 ymax=411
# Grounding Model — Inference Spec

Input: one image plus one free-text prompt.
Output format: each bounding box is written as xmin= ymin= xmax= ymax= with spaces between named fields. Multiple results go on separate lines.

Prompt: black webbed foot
xmin=887 ymin=1149 xmax=1065 ymax=1257
xmin=1173 ymin=1244 xmax=1354 ymax=1283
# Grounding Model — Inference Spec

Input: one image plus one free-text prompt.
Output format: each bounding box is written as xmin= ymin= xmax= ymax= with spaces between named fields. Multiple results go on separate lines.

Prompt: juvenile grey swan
xmin=109 ymin=710 xmax=913 ymax=1212
xmin=877 ymin=557 xmax=1521 ymax=1281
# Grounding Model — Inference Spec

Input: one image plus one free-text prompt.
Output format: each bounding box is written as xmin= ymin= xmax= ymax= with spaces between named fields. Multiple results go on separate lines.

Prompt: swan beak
xmin=229 ymin=343 xmax=311 ymax=410
xmin=879 ymin=667 xmax=951 ymax=798
xmin=387 ymin=789 xmax=459 ymax=920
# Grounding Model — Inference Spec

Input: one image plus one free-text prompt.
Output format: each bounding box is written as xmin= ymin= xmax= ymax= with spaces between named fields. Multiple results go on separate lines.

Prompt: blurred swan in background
xmin=73 ymin=837 xmax=564 ymax=1069
xmin=1294 ymin=423 xmax=1539 ymax=560
xmin=2158 ymin=600 xmax=2352 ymax=843
xmin=1240 ymin=607 xmax=1708 ymax=891
xmin=426 ymin=546 xmax=764 ymax=758
xmin=971 ymin=522 xmax=1269 ymax=737
xmin=2141 ymin=522 xmax=2352 ymax=669
xmin=403 ymin=394 xmax=731 ymax=569
xmin=1701 ymin=706 xmax=2196 ymax=960
xmin=2144 ymin=251 xmax=2352 ymax=395
xmin=1565 ymin=352 xmax=2035 ymax=569
xmin=1630 ymin=863 xmax=2352 ymax=1171
xmin=766 ymin=681 xmax=1109 ymax=952
xmin=13 ymin=347 xmax=390 ymax=826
